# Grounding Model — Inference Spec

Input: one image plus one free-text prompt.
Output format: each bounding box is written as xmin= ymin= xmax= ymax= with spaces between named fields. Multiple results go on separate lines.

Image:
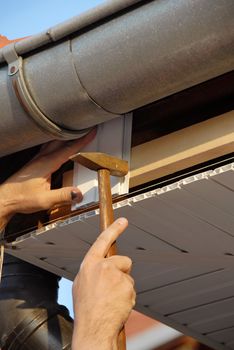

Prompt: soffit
xmin=6 ymin=162 xmax=234 ymax=350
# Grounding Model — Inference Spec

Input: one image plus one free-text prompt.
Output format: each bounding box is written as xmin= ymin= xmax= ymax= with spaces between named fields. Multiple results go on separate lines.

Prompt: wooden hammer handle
xmin=98 ymin=169 xmax=126 ymax=350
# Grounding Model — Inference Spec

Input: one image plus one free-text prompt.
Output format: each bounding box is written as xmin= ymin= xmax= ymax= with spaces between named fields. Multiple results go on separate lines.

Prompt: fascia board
xmin=130 ymin=110 xmax=234 ymax=188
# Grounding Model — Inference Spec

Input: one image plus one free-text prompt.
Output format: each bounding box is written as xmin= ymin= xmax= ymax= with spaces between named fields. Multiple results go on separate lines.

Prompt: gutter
xmin=0 ymin=0 xmax=233 ymax=157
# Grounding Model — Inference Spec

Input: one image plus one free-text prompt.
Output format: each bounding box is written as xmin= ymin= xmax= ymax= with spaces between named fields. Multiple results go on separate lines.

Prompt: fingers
xmin=38 ymin=187 xmax=83 ymax=209
xmin=85 ymin=218 xmax=128 ymax=259
xmin=14 ymin=129 xmax=97 ymax=180
xmin=45 ymin=128 xmax=97 ymax=172
xmin=107 ymin=255 xmax=133 ymax=274
xmin=36 ymin=140 xmax=65 ymax=158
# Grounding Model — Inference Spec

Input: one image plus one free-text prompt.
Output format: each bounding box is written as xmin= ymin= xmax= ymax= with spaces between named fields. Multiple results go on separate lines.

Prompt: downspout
xmin=0 ymin=254 xmax=73 ymax=350
xmin=0 ymin=0 xmax=233 ymax=156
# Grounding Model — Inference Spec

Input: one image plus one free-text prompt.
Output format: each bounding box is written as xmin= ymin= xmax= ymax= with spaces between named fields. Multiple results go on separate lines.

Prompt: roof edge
xmin=0 ymin=0 xmax=143 ymax=64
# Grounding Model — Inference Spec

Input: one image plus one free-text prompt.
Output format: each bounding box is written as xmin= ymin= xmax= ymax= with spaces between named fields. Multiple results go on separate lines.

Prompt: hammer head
xmin=70 ymin=152 xmax=128 ymax=177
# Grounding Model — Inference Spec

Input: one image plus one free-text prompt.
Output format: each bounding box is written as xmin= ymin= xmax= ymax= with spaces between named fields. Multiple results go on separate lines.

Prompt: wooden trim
xmin=130 ymin=110 xmax=234 ymax=188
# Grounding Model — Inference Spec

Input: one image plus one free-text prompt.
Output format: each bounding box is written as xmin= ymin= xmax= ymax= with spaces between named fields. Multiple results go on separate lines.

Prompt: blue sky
xmin=0 ymin=0 xmax=105 ymax=38
xmin=0 ymin=0 xmax=104 ymax=318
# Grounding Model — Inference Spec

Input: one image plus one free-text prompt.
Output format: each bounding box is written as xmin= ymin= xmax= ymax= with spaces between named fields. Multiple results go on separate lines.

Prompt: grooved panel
xmin=208 ymin=327 xmax=234 ymax=343
xmin=168 ymin=297 xmax=234 ymax=324
xmin=6 ymin=162 xmax=234 ymax=350
xmin=137 ymin=269 xmax=234 ymax=314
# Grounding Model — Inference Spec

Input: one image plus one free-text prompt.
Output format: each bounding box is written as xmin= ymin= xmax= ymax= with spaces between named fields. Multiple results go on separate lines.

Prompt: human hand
xmin=72 ymin=218 xmax=136 ymax=350
xmin=0 ymin=129 xmax=96 ymax=219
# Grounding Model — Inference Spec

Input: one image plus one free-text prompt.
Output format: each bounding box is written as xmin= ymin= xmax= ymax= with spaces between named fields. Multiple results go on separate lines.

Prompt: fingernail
xmin=116 ymin=217 xmax=128 ymax=225
xmin=71 ymin=191 xmax=83 ymax=201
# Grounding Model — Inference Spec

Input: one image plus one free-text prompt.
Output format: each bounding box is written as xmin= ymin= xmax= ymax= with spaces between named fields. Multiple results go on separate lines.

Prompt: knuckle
xmin=59 ymin=188 xmax=69 ymax=202
xmin=132 ymin=295 xmax=136 ymax=307
xmin=127 ymin=259 xmax=133 ymax=272
xmin=129 ymin=288 xmax=136 ymax=307
xmin=121 ymin=255 xmax=132 ymax=268
xmin=126 ymin=256 xmax=133 ymax=267
xmin=100 ymin=259 xmax=112 ymax=272
xmin=125 ymin=280 xmax=134 ymax=295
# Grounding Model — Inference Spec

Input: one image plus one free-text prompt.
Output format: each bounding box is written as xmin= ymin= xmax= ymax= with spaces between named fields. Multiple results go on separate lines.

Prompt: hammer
xmin=71 ymin=152 xmax=128 ymax=349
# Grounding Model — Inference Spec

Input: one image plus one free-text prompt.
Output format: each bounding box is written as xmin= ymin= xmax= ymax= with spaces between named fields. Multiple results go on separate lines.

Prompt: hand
xmin=0 ymin=129 xmax=96 ymax=221
xmin=72 ymin=218 xmax=136 ymax=350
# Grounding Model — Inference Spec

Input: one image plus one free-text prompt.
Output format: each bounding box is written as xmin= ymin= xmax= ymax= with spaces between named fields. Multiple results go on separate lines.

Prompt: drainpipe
xmin=0 ymin=0 xmax=233 ymax=157
xmin=0 ymin=254 xmax=73 ymax=350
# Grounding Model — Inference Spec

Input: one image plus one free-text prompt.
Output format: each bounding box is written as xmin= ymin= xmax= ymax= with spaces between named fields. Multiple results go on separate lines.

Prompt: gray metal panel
xmin=0 ymin=65 xmax=53 ymax=155
xmin=73 ymin=0 xmax=234 ymax=113
xmin=183 ymin=177 xmax=234 ymax=217
xmin=187 ymin=311 xmax=234 ymax=334
xmin=208 ymin=327 xmax=234 ymax=343
xmin=6 ymin=162 xmax=234 ymax=350
xmin=168 ymin=297 xmax=234 ymax=324
xmin=212 ymin=164 xmax=234 ymax=191
xmin=157 ymin=186 xmax=234 ymax=238
xmin=0 ymin=0 xmax=233 ymax=156
xmin=23 ymin=41 xmax=118 ymax=130
xmin=137 ymin=269 xmax=234 ymax=314
xmin=125 ymin=196 xmax=234 ymax=254
xmin=228 ymin=342 xmax=234 ymax=350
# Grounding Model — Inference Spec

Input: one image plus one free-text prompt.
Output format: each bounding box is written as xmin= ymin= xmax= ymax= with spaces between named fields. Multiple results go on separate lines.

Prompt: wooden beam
xmin=130 ymin=110 xmax=234 ymax=188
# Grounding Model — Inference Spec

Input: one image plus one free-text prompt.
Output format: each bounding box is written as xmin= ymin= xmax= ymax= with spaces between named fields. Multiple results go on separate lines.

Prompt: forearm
xmin=72 ymin=320 xmax=117 ymax=350
xmin=72 ymin=335 xmax=115 ymax=350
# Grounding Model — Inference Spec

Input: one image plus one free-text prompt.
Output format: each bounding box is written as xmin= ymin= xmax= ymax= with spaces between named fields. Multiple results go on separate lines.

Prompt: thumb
xmin=44 ymin=187 xmax=83 ymax=208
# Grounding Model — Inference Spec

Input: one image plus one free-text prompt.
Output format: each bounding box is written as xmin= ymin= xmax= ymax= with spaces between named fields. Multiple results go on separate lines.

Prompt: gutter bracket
xmin=2 ymin=43 xmax=90 ymax=140
xmin=2 ymin=43 xmax=20 ymax=76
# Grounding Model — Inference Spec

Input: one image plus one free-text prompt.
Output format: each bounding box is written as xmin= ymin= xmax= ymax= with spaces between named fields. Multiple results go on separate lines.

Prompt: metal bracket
xmin=2 ymin=43 xmax=20 ymax=76
xmin=2 ymin=43 xmax=90 ymax=140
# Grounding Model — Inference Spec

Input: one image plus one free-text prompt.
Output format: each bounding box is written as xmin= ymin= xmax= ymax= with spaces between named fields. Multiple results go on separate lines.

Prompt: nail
xmin=71 ymin=191 xmax=82 ymax=201
xmin=116 ymin=217 xmax=128 ymax=225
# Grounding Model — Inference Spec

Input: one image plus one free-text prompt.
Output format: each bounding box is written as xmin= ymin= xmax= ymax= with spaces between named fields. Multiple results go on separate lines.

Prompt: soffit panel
xmin=6 ymin=162 xmax=234 ymax=350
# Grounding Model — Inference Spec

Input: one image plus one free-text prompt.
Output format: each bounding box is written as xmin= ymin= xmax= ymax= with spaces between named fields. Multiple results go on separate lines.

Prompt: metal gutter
xmin=0 ymin=0 xmax=143 ymax=64
xmin=0 ymin=0 xmax=233 ymax=157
